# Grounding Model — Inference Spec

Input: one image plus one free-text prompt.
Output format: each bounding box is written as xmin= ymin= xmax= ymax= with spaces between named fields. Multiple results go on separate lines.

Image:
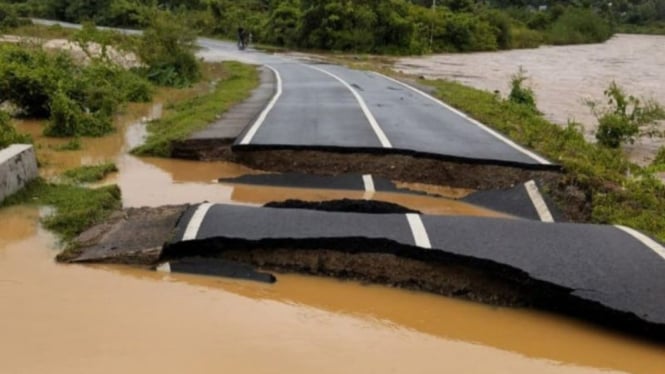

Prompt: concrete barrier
xmin=0 ymin=144 xmax=38 ymax=203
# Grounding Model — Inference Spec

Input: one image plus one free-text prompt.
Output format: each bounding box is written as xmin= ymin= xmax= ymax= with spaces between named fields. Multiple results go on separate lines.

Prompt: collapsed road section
xmin=66 ymin=202 xmax=665 ymax=341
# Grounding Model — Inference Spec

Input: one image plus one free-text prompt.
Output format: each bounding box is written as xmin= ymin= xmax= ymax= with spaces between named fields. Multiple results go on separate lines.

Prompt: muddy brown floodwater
xmin=397 ymin=34 xmax=665 ymax=165
xmin=3 ymin=97 xmax=665 ymax=373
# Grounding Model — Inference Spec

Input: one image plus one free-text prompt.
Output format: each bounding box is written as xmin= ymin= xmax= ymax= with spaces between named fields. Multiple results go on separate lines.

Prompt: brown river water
xmin=397 ymin=34 xmax=665 ymax=165
xmin=2 ymin=98 xmax=665 ymax=373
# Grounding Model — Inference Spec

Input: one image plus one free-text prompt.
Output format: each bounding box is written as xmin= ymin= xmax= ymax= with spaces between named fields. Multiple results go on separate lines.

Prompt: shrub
xmin=510 ymin=26 xmax=543 ymax=49
xmin=590 ymin=82 xmax=665 ymax=148
xmin=138 ymin=10 xmax=201 ymax=87
xmin=44 ymin=89 xmax=113 ymax=137
xmin=0 ymin=110 xmax=32 ymax=148
xmin=0 ymin=3 xmax=21 ymax=30
xmin=546 ymin=8 xmax=612 ymax=45
xmin=0 ymin=45 xmax=74 ymax=117
xmin=508 ymin=67 xmax=538 ymax=111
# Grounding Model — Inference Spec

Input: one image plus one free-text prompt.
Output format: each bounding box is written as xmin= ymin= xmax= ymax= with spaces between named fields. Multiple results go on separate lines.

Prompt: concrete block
xmin=0 ymin=144 xmax=38 ymax=203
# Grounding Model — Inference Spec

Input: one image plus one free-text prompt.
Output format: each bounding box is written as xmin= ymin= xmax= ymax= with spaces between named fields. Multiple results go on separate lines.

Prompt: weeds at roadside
xmin=420 ymin=77 xmax=665 ymax=241
xmin=132 ymin=61 xmax=259 ymax=157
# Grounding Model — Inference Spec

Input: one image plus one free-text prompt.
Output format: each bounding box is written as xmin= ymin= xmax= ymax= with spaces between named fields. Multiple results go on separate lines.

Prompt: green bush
xmin=508 ymin=67 xmax=538 ymax=111
xmin=0 ymin=45 xmax=74 ymax=117
xmin=546 ymin=8 xmax=612 ymax=45
xmin=510 ymin=26 xmax=543 ymax=49
xmin=0 ymin=43 xmax=152 ymax=137
xmin=0 ymin=110 xmax=32 ymax=148
xmin=0 ymin=3 xmax=21 ymax=29
xmin=138 ymin=10 xmax=201 ymax=87
xmin=591 ymin=82 xmax=665 ymax=148
xmin=44 ymin=89 xmax=114 ymax=137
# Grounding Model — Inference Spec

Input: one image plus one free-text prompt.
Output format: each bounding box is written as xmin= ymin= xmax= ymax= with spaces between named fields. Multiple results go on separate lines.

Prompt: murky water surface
xmin=3 ymin=82 xmax=665 ymax=373
xmin=396 ymin=34 xmax=665 ymax=164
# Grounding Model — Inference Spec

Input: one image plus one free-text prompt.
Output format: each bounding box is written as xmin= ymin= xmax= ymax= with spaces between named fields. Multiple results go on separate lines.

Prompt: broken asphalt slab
xmin=67 ymin=202 xmax=665 ymax=340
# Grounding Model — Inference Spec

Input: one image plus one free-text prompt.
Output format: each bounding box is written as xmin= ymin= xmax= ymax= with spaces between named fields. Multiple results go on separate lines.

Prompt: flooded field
xmin=2 ymin=86 xmax=665 ymax=373
xmin=397 ymin=34 xmax=665 ymax=164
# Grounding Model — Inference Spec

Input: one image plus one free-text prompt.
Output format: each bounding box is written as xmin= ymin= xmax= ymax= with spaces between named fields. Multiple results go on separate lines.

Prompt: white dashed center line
xmin=525 ymin=180 xmax=554 ymax=223
xmin=306 ymin=65 xmax=392 ymax=148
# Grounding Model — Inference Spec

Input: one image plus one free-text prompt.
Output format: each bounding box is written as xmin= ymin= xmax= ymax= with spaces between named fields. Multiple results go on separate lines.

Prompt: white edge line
xmin=406 ymin=213 xmax=432 ymax=249
xmin=373 ymin=72 xmax=551 ymax=165
xmin=238 ymin=65 xmax=283 ymax=145
xmin=615 ymin=225 xmax=665 ymax=261
xmin=306 ymin=65 xmax=392 ymax=148
xmin=156 ymin=262 xmax=171 ymax=273
xmin=182 ymin=203 xmax=214 ymax=241
xmin=524 ymin=180 xmax=554 ymax=223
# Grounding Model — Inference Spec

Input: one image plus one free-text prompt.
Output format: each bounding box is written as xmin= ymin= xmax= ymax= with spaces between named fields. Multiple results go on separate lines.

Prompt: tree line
xmin=1 ymin=0 xmax=664 ymax=54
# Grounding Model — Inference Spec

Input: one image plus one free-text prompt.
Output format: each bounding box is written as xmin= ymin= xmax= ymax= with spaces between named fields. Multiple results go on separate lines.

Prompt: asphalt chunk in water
xmin=158 ymin=257 xmax=276 ymax=284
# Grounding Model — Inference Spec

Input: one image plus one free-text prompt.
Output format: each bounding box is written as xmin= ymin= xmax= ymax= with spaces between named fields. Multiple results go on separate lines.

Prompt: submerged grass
xmin=421 ymin=78 xmax=665 ymax=241
xmin=61 ymin=162 xmax=118 ymax=183
xmin=132 ymin=61 xmax=259 ymax=157
xmin=1 ymin=179 xmax=121 ymax=242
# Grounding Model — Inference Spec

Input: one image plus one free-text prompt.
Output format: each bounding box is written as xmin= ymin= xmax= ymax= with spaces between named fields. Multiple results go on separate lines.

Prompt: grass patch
xmin=61 ymin=162 xmax=118 ymax=184
xmin=421 ymin=78 xmax=665 ymax=241
xmin=132 ymin=61 xmax=259 ymax=157
xmin=6 ymin=23 xmax=77 ymax=40
xmin=54 ymin=137 xmax=82 ymax=151
xmin=1 ymin=178 xmax=121 ymax=242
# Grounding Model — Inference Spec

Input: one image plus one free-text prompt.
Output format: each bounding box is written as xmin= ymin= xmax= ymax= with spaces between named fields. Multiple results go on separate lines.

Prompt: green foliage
xmin=62 ymin=162 xmax=118 ymax=183
xmin=0 ymin=3 xmax=21 ymax=29
xmin=508 ymin=67 xmax=537 ymax=111
xmin=138 ymin=10 xmax=201 ymax=87
xmin=546 ymin=8 xmax=612 ymax=45
xmin=0 ymin=110 xmax=32 ymax=148
xmin=0 ymin=43 xmax=153 ymax=137
xmin=421 ymin=77 xmax=665 ymax=241
xmin=1 ymin=178 xmax=122 ymax=241
xmin=265 ymin=1 xmax=301 ymax=47
xmin=0 ymin=45 xmax=72 ymax=117
xmin=132 ymin=61 xmax=259 ymax=156
xmin=590 ymin=82 xmax=665 ymax=148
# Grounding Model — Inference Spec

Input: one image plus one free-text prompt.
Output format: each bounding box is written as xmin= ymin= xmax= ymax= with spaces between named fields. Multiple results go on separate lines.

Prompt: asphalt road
xmin=170 ymin=203 xmax=665 ymax=335
xmin=32 ymin=19 xmax=551 ymax=167
xmin=233 ymin=61 xmax=551 ymax=167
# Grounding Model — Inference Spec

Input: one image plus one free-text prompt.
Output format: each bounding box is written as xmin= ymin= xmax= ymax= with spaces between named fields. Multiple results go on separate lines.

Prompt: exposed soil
xmin=219 ymin=248 xmax=533 ymax=307
xmin=232 ymin=149 xmax=561 ymax=190
xmin=264 ymin=199 xmax=420 ymax=214
xmin=172 ymin=146 xmax=589 ymax=221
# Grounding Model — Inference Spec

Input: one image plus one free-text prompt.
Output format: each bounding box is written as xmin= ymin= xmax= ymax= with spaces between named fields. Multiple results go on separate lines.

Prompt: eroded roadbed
xmin=66 ymin=202 xmax=665 ymax=341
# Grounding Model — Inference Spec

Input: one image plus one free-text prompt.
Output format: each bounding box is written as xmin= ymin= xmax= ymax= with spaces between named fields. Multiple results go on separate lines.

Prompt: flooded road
xmin=397 ymin=34 xmax=665 ymax=164
xmin=3 ymin=91 xmax=665 ymax=373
